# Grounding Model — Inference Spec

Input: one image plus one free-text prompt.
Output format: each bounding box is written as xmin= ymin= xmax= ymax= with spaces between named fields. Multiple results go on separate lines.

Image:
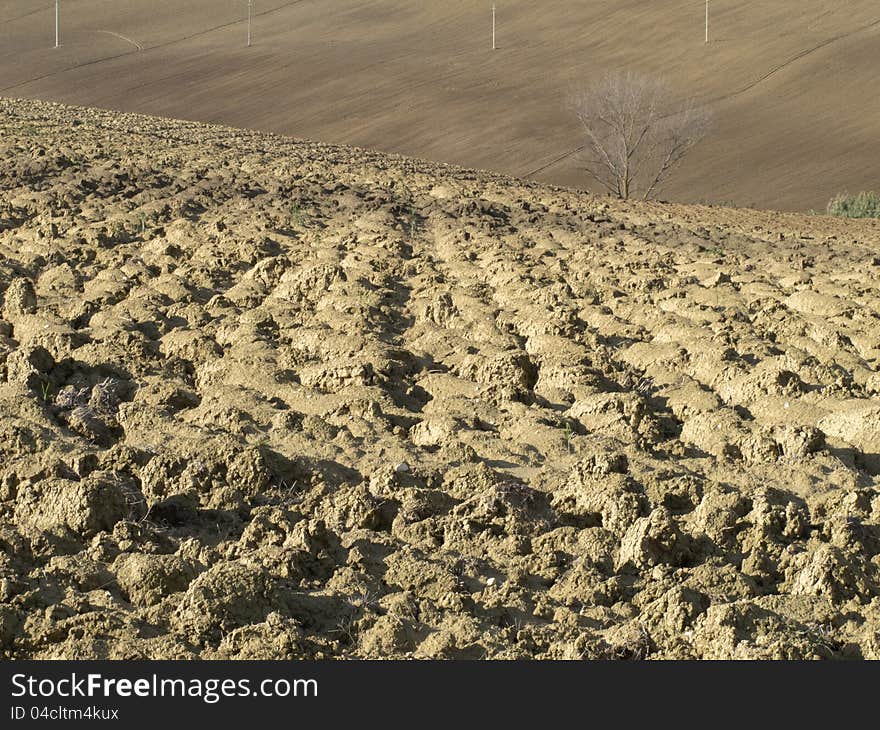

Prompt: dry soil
xmin=0 ymin=98 xmax=879 ymax=659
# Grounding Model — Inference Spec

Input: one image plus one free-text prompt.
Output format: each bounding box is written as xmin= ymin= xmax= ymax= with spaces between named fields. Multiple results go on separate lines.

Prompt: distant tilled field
xmin=1 ymin=98 xmax=879 ymax=659
xmin=4 ymin=0 xmax=880 ymax=210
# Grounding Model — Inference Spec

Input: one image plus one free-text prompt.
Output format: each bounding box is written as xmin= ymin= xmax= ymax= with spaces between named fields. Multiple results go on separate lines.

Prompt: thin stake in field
xmin=705 ymin=0 xmax=709 ymax=44
xmin=492 ymin=4 xmax=496 ymax=50
xmin=247 ymin=0 xmax=253 ymax=47
xmin=54 ymin=0 xmax=60 ymax=48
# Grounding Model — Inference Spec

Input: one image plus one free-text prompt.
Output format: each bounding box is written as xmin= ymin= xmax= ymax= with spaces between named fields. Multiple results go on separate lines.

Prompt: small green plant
xmin=827 ymin=191 xmax=880 ymax=219
xmin=125 ymin=213 xmax=148 ymax=236
xmin=109 ymin=220 xmax=126 ymax=239
xmin=290 ymin=203 xmax=310 ymax=228
xmin=39 ymin=379 xmax=51 ymax=403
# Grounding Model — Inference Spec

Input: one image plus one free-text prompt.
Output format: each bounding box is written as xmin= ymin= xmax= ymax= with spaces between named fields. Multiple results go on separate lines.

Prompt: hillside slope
xmin=2 ymin=1 xmax=880 ymax=210
xmin=1 ymin=98 xmax=879 ymax=659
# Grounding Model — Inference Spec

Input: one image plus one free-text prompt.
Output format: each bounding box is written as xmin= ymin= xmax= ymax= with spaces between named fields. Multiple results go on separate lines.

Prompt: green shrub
xmin=827 ymin=191 xmax=880 ymax=218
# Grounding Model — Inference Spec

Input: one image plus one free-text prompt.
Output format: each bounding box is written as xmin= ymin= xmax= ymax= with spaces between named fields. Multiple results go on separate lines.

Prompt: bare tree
xmin=572 ymin=72 xmax=710 ymax=201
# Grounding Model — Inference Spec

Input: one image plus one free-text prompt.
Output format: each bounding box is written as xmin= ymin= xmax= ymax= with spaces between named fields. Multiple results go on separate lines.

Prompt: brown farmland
xmin=1 ymin=98 xmax=879 ymax=658
xmin=2 ymin=1 xmax=880 ymax=210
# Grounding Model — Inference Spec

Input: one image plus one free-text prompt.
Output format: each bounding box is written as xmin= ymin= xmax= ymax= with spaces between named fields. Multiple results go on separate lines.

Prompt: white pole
xmin=492 ymin=4 xmax=496 ymax=50
xmin=705 ymin=0 xmax=709 ymax=44
xmin=247 ymin=0 xmax=252 ymax=47
xmin=55 ymin=0 xmax=59 ymax=48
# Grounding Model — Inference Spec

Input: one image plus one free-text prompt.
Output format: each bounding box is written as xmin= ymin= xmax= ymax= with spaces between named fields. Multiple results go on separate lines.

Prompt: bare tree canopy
xmin=572 ymin=72 xmax=710 ymax=201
